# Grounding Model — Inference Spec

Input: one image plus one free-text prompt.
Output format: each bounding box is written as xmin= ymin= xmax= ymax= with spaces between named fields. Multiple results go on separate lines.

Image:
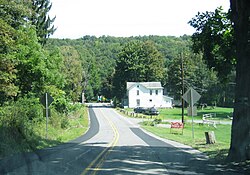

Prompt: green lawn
xmin=123 ymin=106 xmax=233 ymax=161
xmin=124 ymin=106 xmax=233 ymax=121
xmin=142 ymin=122 xmax=231 ymax=161
xmin=158 ymin=106 xmax=233 ymax=121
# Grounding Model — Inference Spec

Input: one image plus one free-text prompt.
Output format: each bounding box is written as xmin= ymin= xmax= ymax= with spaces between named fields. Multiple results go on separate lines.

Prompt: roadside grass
xmin=197 ymin=107 xmax=233 ymax=120
xmin=158 ymin=107 xmax=233 ymax=121
xmin=35 ymin=105 xmax=89 ymax=148
xmin=0 ymin=105 xmax=89 ymax=158
xmin=122 ymin=106 xmax=233 ymax=161
xmin=142 ymin=123 xmax=231 ymax=161
xmin=123 ymin=106 xmax=233 ymax=122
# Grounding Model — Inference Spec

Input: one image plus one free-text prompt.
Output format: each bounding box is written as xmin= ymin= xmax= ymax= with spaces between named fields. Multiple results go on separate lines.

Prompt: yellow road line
xmin=81 ymin=108 xmax=119 ymax=175
xmin=93 ymin=118 xmax=119 ymax=174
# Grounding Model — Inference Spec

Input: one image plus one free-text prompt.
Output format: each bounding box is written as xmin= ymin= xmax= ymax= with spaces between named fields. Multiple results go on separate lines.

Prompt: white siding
xmin=127 ymin=82 xmax=172 ymax=108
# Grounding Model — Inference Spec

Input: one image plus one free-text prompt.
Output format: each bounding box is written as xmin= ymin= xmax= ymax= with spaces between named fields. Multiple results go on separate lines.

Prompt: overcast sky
xmin=49 ymin=0 xmax=230 ymax=39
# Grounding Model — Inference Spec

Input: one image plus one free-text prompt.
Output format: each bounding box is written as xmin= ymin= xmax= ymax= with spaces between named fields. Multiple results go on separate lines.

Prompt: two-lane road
xmin=1 ymin=104 xmax=240 ymax=174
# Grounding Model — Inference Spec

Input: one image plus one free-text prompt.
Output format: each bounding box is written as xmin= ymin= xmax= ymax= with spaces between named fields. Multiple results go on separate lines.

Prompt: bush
xmin=154 ymin=118 xmax=162 ymax=124
xmin=141 ymin=118 xmax=162 ymax=126
xmin=0 ymin=95 xmax=86 ymax=157
xmin=61 ymin=116 xmax=69 ymax=129
xmin=0 ymin=97 xmax=43 ymax=157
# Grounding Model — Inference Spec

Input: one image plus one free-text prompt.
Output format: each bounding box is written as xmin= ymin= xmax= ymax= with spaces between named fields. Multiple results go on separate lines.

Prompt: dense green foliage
xmin=188 ymin=7 xmax=236 ymax=107
xmin=113 ymin=40 xmax=165 ymax=100
xmin=0 ymin=0 xmax=87 ymax=157
xmin=30 ymin=0 xmax=56 ymax=45
xmin=0 ymin=0 xmax=236 ymax=158
xmin=166 ymin=52 xmax=218 ymax=102
xmin=189 ymin=7 xmax=235 ymax=82
xmin=45 ymin=34 xmax=234 ymax=106
xmin=46 ymin=36 xmax=190 ymax=101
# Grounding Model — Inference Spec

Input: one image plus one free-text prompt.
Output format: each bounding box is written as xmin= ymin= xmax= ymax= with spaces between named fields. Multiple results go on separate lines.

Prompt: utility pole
xmin=181 ymin=53 xmax=185 ymax=124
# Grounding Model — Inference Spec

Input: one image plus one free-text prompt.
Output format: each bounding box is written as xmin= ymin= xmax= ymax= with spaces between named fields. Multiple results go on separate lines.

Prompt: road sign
xmin=43 ymin=108 xmax=51 ymax=117
xmin=182 ymin=87 xmax=201 ymax=105
xmin=40 ymin=93 xmax=54 ymax=107
xmin=40 ymin=93 xmax=54 ymax=139
xmin=182 ymin=87 xmax=201 ymax=139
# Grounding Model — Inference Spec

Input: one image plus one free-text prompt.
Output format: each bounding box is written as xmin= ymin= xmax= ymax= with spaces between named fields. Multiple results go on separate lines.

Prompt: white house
xmin=126 ymin=82 xmax=173 ymax=108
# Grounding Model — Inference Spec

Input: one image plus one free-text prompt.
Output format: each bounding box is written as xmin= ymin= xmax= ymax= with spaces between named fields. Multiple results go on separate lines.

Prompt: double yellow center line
xmin=81 ymin=109 xmax=119 ymax=175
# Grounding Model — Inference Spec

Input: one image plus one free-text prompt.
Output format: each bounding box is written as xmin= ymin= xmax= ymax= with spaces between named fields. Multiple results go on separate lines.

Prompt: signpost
xmin=40 ymin=93 xmax=54 ymax=139
xmin=182 ymin=87 xmax=201 ymax=139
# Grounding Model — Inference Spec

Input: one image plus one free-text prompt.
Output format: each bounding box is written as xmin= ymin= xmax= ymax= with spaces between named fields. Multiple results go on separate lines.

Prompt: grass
xmin=123 ymin=106 xmax=233 ymax=122
xmin=0 ymin=105 xmax=89 ymax=158
xmin=56 ymin=107 xmax=89 ymax=142
xmin=122 ymin=106 xmax=233 ymax=161
xmin=158 ymin=106 xmax=233 ymax=121
xmin=142 ymin=122 xmax=231 ymax=161
xmin=35 ymin=106 xmax=89 ymax=146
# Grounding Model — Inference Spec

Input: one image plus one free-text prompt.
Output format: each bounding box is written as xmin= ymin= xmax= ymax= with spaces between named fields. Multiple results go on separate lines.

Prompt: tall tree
xmin=227 ymin=0 xmax=250 ymax=162
xmin=31 ymin=0 xmax=56 ymax=45
xmin=113 ymin=41 xmax=165 ymax=100
xmin=0 ymin=0 xmax=31 ymax=103
xmin=188 ymin=7 xmax=235 ymax=82
xmin=15 ymin=26 xmax=47 ymax=96
xmin=60 ymin=46 xmax=83 ymax=103
xmin=166 ymin=51 xmax=217 ymax=103
xmin=0 ymin=18 xmax=19 ymax=103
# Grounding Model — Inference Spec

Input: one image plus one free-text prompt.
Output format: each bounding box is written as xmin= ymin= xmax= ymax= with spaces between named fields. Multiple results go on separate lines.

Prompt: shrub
xmin=0 ymin=97 xmax=43 ymax=156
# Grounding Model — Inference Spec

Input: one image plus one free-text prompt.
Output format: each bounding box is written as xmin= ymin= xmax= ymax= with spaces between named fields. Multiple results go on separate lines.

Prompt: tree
xmin=0 ymin=19 xmax=19 ymax=103
xmin=113 ymin=41 xmax=165 ymax=100
xmin=0 ymin=0 xmax=30 ymax=29
xmin=30 ymin=0 xmax=56 ymax=45
xmin=15 ymin=26 xmax=49 ymax=97
xmin=188 ymin=7 xmax=235 ymax=82
xmin=0 ymin=0 xmax=32 ymax=103
xmin=166 ymin=51 xmax=217 ymax=104
xmin=60 ymin=46 xmax=83 ymax=103
xmin=45 ymin=36 xmax=195 ymax=102
xmin=227 ymin=0 xmax=250 ymax=162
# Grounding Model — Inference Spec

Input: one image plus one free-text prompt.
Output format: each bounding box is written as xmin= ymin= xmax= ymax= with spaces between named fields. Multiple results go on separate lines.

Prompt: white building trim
xmin=127 ymin=82 xmax=173 ymax=108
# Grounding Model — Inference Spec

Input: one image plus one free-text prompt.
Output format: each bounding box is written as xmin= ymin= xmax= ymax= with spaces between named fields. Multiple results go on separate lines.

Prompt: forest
xmin=1 ymin=0 xmax=250 ymax=162
xmin=45 ymin=35 xmax=234 ymax=107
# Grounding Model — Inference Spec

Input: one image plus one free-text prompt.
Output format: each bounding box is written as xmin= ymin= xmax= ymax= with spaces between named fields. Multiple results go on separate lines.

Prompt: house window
xmin=150 ymin=90 xmax=152 ymax=95
xmin=137 ymin=90 xmax=139 ymax=95
xmin=136 ymin=99 xmax=140 ymax=106
xmin=156 ymin=90 xmax=158 ymax=95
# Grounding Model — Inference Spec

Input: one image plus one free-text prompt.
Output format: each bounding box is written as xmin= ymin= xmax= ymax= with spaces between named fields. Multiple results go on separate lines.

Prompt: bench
xmin=170 ymin=122 xmax=184 ymax=134
xmin=202 ymin=113 xmax=216 ymax=128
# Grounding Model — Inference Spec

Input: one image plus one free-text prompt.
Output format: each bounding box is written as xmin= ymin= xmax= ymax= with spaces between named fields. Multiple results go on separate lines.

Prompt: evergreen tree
xmin=31 ymin=0 xmax=56 ymax=45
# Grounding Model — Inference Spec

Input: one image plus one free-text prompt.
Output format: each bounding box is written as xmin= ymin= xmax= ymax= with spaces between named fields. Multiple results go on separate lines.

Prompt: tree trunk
xmin=205 ymin=131 xmax=216 ymax=144
xmin=227 ymin=0 xmax=250 ymax=162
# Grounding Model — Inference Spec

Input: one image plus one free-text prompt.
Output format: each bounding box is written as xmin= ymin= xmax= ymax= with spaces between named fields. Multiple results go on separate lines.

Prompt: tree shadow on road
xmin=1 ymin=135 xmax=247 ymax=174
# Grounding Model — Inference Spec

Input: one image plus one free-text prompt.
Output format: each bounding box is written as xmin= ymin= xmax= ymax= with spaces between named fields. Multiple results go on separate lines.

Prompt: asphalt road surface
xmin=0 ymin=103 xmax=243 ymax=175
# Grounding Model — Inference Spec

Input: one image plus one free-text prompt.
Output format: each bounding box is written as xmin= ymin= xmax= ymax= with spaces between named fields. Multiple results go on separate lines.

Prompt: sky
xmin=49 ymin=0 xmax=230 ymax=39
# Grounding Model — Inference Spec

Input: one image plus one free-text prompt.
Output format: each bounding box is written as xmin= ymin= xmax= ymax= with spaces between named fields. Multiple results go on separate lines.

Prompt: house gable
xmin=127 ymin=82 xmax=163 ymax=91
xmin=126 ymin=82 xmax=172 ymax=108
